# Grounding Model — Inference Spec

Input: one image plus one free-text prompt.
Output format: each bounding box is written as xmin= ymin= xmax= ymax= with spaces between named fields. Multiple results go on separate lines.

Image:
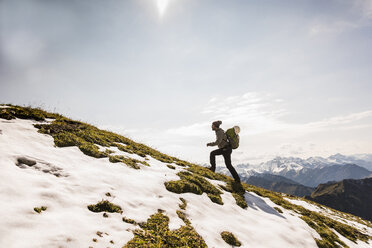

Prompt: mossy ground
xmin=221 ymin=231 xmax=242 ymax=247
xmin=109 ymin=155 xmax=148 ymax=169
xmin=164 ymin=171 xmax=223 ymax=205
xmin=0 ymin=105 xmax=61 ymax=121
xmin=0 ymin=105 xmax=192 ymax=169
xmin=164 ymin=164 xmax=248 ymax=208
xmin=87 ymin=200 xmax=123 ymax=214
xmin=123 ymin=210 xmax=207 ymax=248
xmin=184 ymin=165 xmax=248 ymax=209
xmin=123 ymin=190 xmax=205 ymax=247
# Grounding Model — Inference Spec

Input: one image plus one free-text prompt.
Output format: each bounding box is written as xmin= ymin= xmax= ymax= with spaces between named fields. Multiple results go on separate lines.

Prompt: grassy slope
xmin=1 ymin=104 xmax=371 ymax=248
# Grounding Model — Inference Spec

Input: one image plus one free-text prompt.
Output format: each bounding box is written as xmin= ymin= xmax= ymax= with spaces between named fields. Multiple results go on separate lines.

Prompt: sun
xmin=156 ymin=0 xmax=170 ymax=17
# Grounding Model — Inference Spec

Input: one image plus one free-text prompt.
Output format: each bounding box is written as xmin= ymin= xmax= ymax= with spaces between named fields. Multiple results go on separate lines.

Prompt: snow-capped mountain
xmin=328 ymin=153 xmax=372 ymax=171
xmin=1 ymin=105 xmax=372 ymax=248
xmin=217 ymin=156 xmax=328 ymax=177
xmin=218 ymin=155 xmax=372 ymax=187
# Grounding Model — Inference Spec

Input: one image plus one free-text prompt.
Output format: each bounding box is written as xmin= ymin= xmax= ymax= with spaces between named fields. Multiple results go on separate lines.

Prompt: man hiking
xmin=206 ymin=120 xmax=241 ymax=183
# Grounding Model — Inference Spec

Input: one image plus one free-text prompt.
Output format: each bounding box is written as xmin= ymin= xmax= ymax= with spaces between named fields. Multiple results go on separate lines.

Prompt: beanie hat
xmin=212 ymin=120 xmax=222 ymax=128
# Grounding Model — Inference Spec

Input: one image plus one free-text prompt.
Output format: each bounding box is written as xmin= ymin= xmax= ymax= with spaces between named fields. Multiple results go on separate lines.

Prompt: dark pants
xmin=210 ymin=146 xmax=240 ymax=182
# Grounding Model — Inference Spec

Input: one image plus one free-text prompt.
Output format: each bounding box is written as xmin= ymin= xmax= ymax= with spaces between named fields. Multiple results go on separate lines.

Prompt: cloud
xmin=1 ymin=31 xmax=44 ymax=67
xmin=309 ymin=21 xmax=359 ymax=36
xmin=301 ymin=110 xmax=372 ymax=132
xmin=309 ymin=0 xmax=372 ymax=36
xmin=352 ymin=0 xmax=372 ymax=19
xmin=165 ymin=92 xmax=290 ymax=139
xmin=166 ymin=122 xmax=210 ymax=137
xmin=166 ymin=91 xmax=372 ymax=140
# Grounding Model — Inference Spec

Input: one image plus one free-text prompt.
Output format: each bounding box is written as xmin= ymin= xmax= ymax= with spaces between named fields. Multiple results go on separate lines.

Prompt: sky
xmin=1 ymin=0 xmax=372 ymax=166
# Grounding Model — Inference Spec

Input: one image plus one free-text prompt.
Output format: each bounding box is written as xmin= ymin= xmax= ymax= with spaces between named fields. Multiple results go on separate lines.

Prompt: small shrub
xmin=53 ymin=132 xmax=82 ymax=147
xmin=164 ymin=171 xmax=223 ymax=205
xmin=108 ymin=155 xmax=149 ymax=169
xmin=220 ymin=181 xmax=247 ymax=209
xmin=179 ymin=197 xmax=187 ymax=210
xmin=87 ymin=200 xmax=122 ymax=214
xmin=123 ymin=217 xmax=137 ymax=225
xmin=105 ymin=149 xmax=114 ymax=154
xmin=221 ymin=231 xmax=241 ymax=246
xmin=123 ymin=210 xmax=207 ymax=248
xmin=232 ymin=193 xmax=247 ymax=209
xmin=79 ymin=142 xmax=106 ymax=158
xmin=167 ymin=164 xmax=176 ymax=170
xmin=177 ymin=210 xmax=191 ymax=225
xmin=186 ymin=164 xmax=227 ymax=181
xmin=165 ymin=179 xmax=203 ymax=195
xmin=34 ymin=206 xmax=47 ymax=213
xmin=174 ymin=160 xmax=189 ymax=167
xmin=274 ymin=207 xmax=283 ymax=213
xmin=0 ymin=109 xmax=14 ymax=120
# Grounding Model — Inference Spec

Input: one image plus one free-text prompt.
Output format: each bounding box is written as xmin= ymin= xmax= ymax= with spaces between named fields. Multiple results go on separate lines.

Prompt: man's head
xmin=211 ymin=120 xmax=222 ymax=131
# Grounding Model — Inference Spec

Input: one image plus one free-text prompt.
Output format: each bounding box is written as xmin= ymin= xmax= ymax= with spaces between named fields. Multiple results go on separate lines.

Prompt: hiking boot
xmin=232 ymin=181 xmax=244 ymax=193
xmin=207 ymin=167 xmax=215 ymax=172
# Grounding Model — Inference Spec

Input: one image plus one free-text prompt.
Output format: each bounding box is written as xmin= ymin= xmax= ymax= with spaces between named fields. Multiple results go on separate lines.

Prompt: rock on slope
xmin=0 ymin=105 xmax=371 ymax=248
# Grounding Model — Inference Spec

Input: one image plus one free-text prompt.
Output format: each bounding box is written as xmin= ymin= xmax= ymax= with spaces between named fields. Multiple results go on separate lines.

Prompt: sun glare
xmin=156 ymin=0 xmax=170 ymax=17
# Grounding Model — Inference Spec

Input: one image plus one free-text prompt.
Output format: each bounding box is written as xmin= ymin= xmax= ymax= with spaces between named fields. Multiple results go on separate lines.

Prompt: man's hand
xmin=206 ymin=143 xmax=212 ymax=147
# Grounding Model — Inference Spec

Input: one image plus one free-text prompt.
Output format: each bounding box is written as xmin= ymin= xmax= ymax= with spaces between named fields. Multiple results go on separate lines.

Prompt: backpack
xmin=225 ymin=127 xmax=240 ymax=149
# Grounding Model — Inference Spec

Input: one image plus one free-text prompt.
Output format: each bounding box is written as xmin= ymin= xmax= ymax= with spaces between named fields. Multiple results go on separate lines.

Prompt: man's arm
xmin=207 ymin=130 xmax=223 ymax=146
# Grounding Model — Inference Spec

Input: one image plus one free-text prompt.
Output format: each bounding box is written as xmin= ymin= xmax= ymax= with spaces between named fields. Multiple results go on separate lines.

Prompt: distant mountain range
xmin=306 ymin=177 xmax=372 ymax=222
xmin=241 ymin=174 xmax=314 ymax=197
xmin=327 ymin=153 xmax=372 ymax=171
xmin=232 ymin=153 xmax=372 ymax=175
xmin=216 ymin=154 xmax=372 ymax=198
xmin=217 ymin=154 xmax=372 ymax=188
xmin=284 ymin=163 xmax=372 ymax=187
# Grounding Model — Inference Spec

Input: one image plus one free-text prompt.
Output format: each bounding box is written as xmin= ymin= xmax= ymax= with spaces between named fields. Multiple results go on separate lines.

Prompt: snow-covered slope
xmin=1 ymin=105 xmax=371 ymax=248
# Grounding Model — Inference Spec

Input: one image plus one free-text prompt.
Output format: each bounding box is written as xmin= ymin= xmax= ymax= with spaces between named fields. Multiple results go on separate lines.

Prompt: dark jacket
xmin=208 ymin=128 xmax=229 ymax=149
